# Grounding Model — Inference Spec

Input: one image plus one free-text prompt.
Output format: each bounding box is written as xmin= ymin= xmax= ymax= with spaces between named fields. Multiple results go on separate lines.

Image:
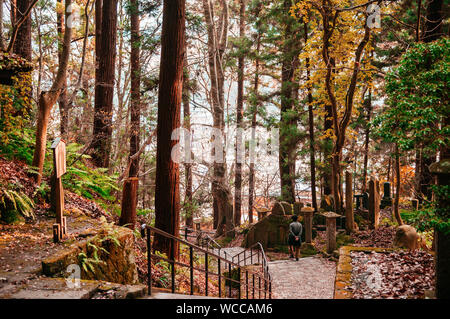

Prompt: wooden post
xmin=345 ymin=171 xmax=355 ymax=233
xmin=119 ymin=177 xmax=139 ymax=229
xmin=322 ymin=212 xmax=340 ymax=254
xmin=300 ymin=207 xmax=314 ymax=244
xmin=51 ymin=138 xmax=67 ymax=242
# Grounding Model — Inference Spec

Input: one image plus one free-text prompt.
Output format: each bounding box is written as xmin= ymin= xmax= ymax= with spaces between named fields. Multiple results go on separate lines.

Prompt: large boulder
xmin=393 ymin=225 xmax=419 ymax=251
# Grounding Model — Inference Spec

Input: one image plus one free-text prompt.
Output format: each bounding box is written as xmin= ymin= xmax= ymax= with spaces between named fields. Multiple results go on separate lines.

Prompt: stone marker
xmin=345 ymin=171 xmax=355 ymax=233
xmin=271 ymin=201 xmax=292 ymax=215
xmin=51 ymin=138 xmax=67 ymax=242
xmin=256 ymin=207 xmax=270 ymax=220
xmin=368 ymin=179 xmax=379 ymax=229
xmin=380 ymin=182 xmax=392 ymax=208
xmin=362 ymin=192 xmax=369 ymax=210
xmin=320 ymin=212 xmax=340 ymax=254
xmin=300 ymin=207 xmax=314 ymax=244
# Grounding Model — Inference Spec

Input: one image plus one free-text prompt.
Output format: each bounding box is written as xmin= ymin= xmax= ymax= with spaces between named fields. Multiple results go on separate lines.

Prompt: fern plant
xmin=0 ymin=186 xmax=35 ymax=222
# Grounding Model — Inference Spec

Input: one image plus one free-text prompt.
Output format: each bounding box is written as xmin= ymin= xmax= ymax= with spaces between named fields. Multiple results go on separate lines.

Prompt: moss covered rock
xmin=242 ymin=214 xmax=291 ymax=249
xmin=42 ymin=225 xmax=138 ymax=285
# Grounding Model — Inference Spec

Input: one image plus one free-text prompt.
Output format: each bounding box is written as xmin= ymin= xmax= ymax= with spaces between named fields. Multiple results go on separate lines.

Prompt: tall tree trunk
xmin=423 ymin=0 xmax=444 ymax=42
xmin=129 ymin=0 xmax=141 ymax=178
xmin=362 ymin=89 xmax=372 ymax=192
xmin=304 ymin=21 xmax=317 ymax=212
xmin=153 ymin=0 xmax=185 ymax=259
xmin=393 ymin=144 xmax=403 ymax=225
xmin=248 ymin=17 xmax=261 ymax=224
xmin=202 ymin=0 xmax=233 ymax=237
xmin=119 ymin=0 xmax=141 ymax=229
xmin=416 ymin=0 xmax=443 ymax=202
xmin=91 ymin=0 xmax=118 ymax=168
xmin=234 ymin=0 xmax=246 ymax=226
xmin=183 ymin=38 xmax=193 ymax=228
xmin=32 ymin=0 xmax=73 ymax=185
xmin=13 ymin=0 xmax=32 ymax=61
xmin=321 ymin=7 xmax=371 ymax=213
xmin=279 ymin=0 xmax=300 ymax=204
xmin=57 ymin=0 xmax=69 ymax=139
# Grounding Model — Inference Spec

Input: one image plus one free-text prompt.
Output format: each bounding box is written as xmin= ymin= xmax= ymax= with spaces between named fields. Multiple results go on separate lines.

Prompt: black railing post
xmin=245 ymin=270 xmax=249 ymax=299
xmin=147 ymin=228 xmax=152 ymax=296
xmin=190 ymin=246 xmax=194 ymax=295
xmin=259 ymin=276 xmax=261 ymax=299
xmin=228 ymin=262 xmax=232 ymax=298
xmin=269 ymin=281 xmax=272 ymax=299
xmin=218 ymin=258 xmax=221 ymax=298
xmin=252 ymin=273 xmax=255 ymax=299
xmin=264 ymin=279 xmax=267 ymax=299
xmin=238 ymin=267 xmax=241 ymax=299
xmin=205 ymin=252 xmax=208 ymax=296
xmin=171 ymin=237 xmax=175 ymax=293
xmin=185 ymin=227 xmax=188 ymax=240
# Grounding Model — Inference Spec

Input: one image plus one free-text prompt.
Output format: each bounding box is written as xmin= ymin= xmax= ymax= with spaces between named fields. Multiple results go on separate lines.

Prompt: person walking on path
xmin=288 ymin=215 xmax=302 ymax=261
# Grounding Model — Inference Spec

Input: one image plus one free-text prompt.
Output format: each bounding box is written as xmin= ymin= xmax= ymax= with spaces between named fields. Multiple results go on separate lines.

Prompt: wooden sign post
xmin=51 ymin=138 xmax=67 ymax=243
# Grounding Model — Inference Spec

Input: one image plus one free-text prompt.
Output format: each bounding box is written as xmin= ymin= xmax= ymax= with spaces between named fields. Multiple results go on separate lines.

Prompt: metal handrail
xmin=141 ymin=224 xmax=272 ymax=299
xmin=231 ymin=242 xmax=271 ymax=281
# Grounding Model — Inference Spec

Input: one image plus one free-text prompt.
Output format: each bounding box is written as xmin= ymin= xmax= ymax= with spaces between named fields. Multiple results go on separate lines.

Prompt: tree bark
xmin=57 ymin=0 xmax=69 ymax=139
xmin=304 ymin=21 xmax=317 ymax=212
xmin=32 ymin=0 xmax=73 ymax=185
xmin=393 ymin=144 xmax=403 ymax=225
xmin=423 ymin=0 xmax=444 ymax=42
xmin=279 ymin=0 xmax=300 ymax=204
xmin=119 ymin=177 xmax=138 ymax=229
xmin=153 ymin=0 xmax=185 ymax=259
xmin=183 ymin=38 xmax=193 ymax=228
xmin=202 ymin=0 xmax=233 ymax=237
xmin=12 ymin=0 xmax=32 ymax=61
xmin=119 ymin=0 xmax=141 ymax=229
xmin=362 ymin=89 xmax=372 ymax=192
xmin=248 ymin=15 xmax=261 ymax=224
xmin=129 ymin=0 xmax=141 ymax=178
xmin=321 ymin=7 xmax=371 ymax=213
xmin=91 ymin=0 xmax=118 ymax=168
xmin=234 ymin=0 xmax=246 ymax=226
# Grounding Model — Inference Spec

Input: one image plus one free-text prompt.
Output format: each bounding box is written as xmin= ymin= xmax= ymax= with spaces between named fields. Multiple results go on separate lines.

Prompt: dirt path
xmin=268 ymin=256 xmax=336 ymax=299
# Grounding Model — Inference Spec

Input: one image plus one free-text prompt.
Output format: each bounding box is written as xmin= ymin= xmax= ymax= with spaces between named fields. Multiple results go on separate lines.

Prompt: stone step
xmin=141 ymin=287 xmax=227 ymax=299
xmin=0 ymin=276 xmax=147 ymax=299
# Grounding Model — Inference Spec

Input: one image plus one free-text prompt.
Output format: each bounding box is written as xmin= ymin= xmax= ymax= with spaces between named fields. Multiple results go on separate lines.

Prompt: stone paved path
xmin=268 ymin=256 xmax=336 ymax=299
